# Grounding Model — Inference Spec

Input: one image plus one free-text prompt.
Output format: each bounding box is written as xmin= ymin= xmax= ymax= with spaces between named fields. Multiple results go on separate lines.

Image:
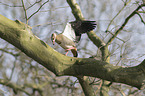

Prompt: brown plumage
xmin=51 ymin=33 xmax=78 ymax=57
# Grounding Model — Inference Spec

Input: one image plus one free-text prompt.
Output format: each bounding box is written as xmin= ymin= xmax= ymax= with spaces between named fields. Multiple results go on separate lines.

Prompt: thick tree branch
xmin=0 ymin=15 xmax=145 ymax=89
xmin=66 ymin=0 xmax=105 ymax=48
xmin=66 ymin=1 xmax=111 ymax=95
xmin=77 ymin=76 xmax=95 ymax=96
xmin=66 ymin=0 xmax=84 ymax=20
xmin=66 ymin=0 xmax=110 ymax=95
xmin=66 ymin=0 xmax=109 ymax=64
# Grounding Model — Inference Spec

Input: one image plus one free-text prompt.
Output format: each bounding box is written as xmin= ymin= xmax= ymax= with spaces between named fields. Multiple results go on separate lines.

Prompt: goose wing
xmin=62 ymin=23 xmax=76 ymax=42
xmin=62 ymin=21 xmax=97 ymax=42
xmin=70 ymin=21 xmax=96 ymax=42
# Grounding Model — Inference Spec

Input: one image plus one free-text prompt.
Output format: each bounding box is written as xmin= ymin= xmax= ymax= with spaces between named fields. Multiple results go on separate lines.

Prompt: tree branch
xmin=106 ymin=0 xmax=131 ymax=32
xmin=66 ymin=0 xmax=109 ymax=95
xmin=66 ymin=0 xmax=109 ymax=62
xmin=26 ymin=0 xmax=42 ymax=10
xmin=0 ymin=79 xmax=31 ymax=95
xmin=106 ymin=4 xmax=145 ymax=46
xmin=136 ymin=12 xmax=145 ymax=25
xmin=27 ymin=0 xmax=49 ymax=21
xmin=0 ymin=48 xmax=20 ymax=57
xmin=66 ymin=0 xmax=105 ymax=48
xmin=21 ymin=0 xmax=28 ymax=24
xmin=0 ymin=2 xmax=22 ymax=7
xmin=0 ymin=14 xmax=145 ymax=89
xmin=77 ymin=76 xmax=95 ymax=96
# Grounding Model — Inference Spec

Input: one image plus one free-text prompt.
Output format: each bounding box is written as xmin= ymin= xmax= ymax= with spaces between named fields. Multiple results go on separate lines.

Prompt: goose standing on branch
xmin=51 ymin=20 xmax=96 ymax=57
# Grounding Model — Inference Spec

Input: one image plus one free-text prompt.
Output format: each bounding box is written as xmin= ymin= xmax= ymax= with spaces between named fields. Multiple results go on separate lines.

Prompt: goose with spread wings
xmin=51 ymin=20 xmax=96 ymax=57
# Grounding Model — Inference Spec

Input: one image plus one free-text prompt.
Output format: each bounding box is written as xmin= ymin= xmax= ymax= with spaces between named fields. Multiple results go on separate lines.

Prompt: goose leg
xmin=65 ymin=51 xmax=69 ymax=56
xmin=65 ymin=47 xmax=75 ymax=56
xmin=65 ymin=47 xmax=75 ymax=51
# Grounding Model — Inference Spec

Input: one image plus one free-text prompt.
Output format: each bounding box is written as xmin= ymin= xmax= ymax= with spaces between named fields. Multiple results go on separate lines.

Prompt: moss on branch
xmin=0 ymin=14 xmax=145 ymax=89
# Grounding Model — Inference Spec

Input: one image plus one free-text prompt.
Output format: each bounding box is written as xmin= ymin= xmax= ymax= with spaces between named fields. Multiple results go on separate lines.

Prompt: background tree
xmin=0 ymin=0 xmax=145 ymax=96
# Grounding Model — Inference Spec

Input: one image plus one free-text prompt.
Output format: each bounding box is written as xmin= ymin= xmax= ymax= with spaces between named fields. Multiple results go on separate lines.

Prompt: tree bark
xmin=0 ymin=14 xmax=145 ymax=90
xmin=66 ymin=0 xmax=111 ymax=95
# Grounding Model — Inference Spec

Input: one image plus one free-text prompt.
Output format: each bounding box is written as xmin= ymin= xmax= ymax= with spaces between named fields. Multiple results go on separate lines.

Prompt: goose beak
xmin=52 ymin=40 xmax=55 ymax=45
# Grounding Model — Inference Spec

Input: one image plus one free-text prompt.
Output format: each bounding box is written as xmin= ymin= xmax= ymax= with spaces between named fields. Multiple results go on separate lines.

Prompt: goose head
xmin=51 ymin=33 xmax=57 ymax=45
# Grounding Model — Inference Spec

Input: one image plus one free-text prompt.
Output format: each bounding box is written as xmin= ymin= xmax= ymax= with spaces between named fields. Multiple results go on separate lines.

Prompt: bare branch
xmin=0 ymin=2 xmax=22 ymax=7
xmin=77 ymin=76 xmax=95 ymax=96
xmin=0 ymin=79 xmax=31 ymax=96
xmin=106 ymin=0 xmax=131 ymax=32
xmin=28 ymin=0 xmax=49 ymax=21
xmin=1 ymin=12 xmax=145 ymax=89
xmin=105 ymin=31 xmax=126 ymax=43
xmin=21 ymin=0 xmax=28 ymax=24
xmin=136 ymin=12 xmax=145 ymax=25
xmin=9 ymin=58 xmax=17 ymax=80
xmin=106 ymin=4 xmax=145 ymax=46
xmin=66 ymin=1 xmax=110 ymax=95
xmin=40 ymin=6 xmax=69 ymax=12
xmin=26 ymin=0 xmax=42 ymax=10
xmin=50 ymin=81 xmax=78 ymax=90
xmin=0 ymin=48 xmax=20 ymax=57
xmin=137 ymin=11 xmax=145 ymax=13
xmin=66 ymin=0 xmax=106 ymax=49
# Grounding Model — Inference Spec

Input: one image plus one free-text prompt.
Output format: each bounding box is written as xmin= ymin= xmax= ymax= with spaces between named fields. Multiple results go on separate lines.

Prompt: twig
xmin=106 ymin=4 xmax=145 ymax=46
xmin=26 ymin=0 xmax=42 ymax=10
xmin=9 ymin=57 xmax=17 ymax=80
xmin=0 ymin=2 xmax=22 ymax=7
xmin=21 ymin=0 xmax=28 ymax=24
xmin=106 ymin=0 xmax=131 ymax=32
xmin=40 ymin=6 xmax=69 ymax=12
xmin=50 ymin=81 xmax=78 ymax=90
xmin=0 ymin=48 xmax=20 ymax=57
xmin=136 ymin=12 xmax=145 ymax=25
xmin=137 ymin=11 xmax=145 ymax=13
xmin=32 ymin=21 xmax=61 ymax=27
xmin=89 ymin=79 xmax=101 ymax=85
xmin=28 ymin=0 xmax=49 ymax=21
xmin=0 ymin=79 xmax=31 ymax=96
xmin=111 ymin=86 xmax=126 ymax=96
xmin=107 ymin=31 xmax=126 ymax=43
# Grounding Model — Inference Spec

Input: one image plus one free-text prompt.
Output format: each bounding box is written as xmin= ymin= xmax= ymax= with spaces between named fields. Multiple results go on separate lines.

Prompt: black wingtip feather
xmin=70 ymin=20 xmax=97 ymax=34
xmin=81 ymin=21 xmax=97 ymax=33
xmin=69 ymin=20 xmax=96 ymax=42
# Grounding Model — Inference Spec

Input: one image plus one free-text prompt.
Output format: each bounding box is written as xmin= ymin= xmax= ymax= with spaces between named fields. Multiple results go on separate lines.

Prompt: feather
xmin=51 ymin=20 xmax=96 ymax=57
xmin=70 ymin=21 xmax=96 ymax=34
xmin=70 ymin=20 xmax=96 ymax=42
xmin=62 ymin=21 xmax=96 ymax=42
xmin=62 ymin=23 xmax=76 ymax=42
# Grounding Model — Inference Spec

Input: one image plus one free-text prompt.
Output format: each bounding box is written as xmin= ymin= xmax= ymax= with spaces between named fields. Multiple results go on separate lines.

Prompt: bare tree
xmin=0 ymin=0 xmax=145 ymax=96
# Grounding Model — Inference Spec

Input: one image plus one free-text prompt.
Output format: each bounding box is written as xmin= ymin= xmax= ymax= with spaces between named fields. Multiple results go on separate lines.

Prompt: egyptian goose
xmin=51 ymin=20 xmax=96 ymax=57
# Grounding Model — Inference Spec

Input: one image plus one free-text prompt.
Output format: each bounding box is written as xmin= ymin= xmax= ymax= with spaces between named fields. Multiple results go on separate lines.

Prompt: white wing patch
xmin=62 ymin=23 xmax=76 ymax=42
